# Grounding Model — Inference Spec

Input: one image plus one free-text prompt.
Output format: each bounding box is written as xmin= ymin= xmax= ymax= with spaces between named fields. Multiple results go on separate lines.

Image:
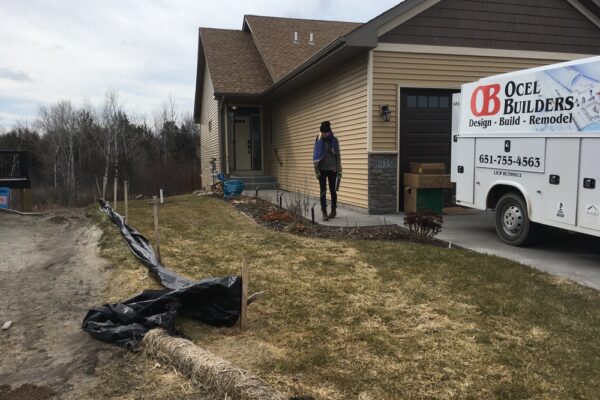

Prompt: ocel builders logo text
xmin=469 ymin=80 xmax=574 ymax=129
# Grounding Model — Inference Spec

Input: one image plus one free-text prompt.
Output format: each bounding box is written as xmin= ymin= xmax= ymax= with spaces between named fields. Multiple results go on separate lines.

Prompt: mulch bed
xmin=222 ymin=195 xmax=449 ymax=246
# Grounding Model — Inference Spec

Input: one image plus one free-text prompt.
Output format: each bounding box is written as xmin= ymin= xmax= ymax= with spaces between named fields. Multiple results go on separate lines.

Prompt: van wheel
xmin=495 ymin=193 xmax=534 ymax=246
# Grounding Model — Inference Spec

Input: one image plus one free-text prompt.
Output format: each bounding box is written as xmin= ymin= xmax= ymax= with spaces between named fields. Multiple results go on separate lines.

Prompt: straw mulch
xmin=143 ymin=329 xmax=284 ymax=400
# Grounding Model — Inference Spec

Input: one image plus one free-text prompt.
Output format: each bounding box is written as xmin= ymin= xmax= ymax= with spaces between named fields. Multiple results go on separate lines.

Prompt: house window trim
xmin=268 ymin=114 xmax=275 ymax=145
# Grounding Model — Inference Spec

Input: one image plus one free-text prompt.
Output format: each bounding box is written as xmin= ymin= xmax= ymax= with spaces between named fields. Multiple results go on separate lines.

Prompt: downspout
xmin=218 ymin=98 xmax=227 ymax=175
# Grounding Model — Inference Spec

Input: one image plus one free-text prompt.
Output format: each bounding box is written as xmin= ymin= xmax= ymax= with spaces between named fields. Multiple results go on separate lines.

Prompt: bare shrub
xmin=404 ymin=210 xmax=443 ymax=241
xmin=284 ymin=176 xmax=314 ymax=223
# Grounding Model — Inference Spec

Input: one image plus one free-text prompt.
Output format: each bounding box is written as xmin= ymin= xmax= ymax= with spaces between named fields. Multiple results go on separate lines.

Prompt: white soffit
xmin=566 ymin=0 xmax=600 ymax=29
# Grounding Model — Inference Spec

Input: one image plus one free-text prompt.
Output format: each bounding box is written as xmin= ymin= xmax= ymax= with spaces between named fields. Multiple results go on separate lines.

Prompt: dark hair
xmin=319 ymin=121 xmax=331 ymax=133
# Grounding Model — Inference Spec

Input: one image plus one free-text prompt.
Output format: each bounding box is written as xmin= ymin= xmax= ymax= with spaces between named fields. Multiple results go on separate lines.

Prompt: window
xmin=208 ymin=120 xmax=212 ymax=132
xmin=268 ymin=115 xmax=275 ymax=145
xmin=428 ymin=96 xmax=439 ymax=108
xmin=439 ymin=96 xmax=450 ymax=108
xmin=406 ymin=95 xmax=451 ymax=109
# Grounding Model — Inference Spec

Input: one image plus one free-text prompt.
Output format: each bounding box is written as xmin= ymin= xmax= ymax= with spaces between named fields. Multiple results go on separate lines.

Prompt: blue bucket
xmin=223 ymin=180 xmax=245 ymax=198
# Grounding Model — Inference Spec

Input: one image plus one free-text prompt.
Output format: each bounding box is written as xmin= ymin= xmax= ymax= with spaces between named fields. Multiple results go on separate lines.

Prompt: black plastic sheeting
xmin=82 ymin=200 xmax=241 ymax=350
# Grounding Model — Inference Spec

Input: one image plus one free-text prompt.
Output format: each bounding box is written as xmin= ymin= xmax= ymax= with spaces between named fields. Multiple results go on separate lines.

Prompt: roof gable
xmin=379 ymin=0 xmax=600 ymax=54
xmin=243 ymin=15 xmax=360 ymax=82
xmin=200 ymin=28 xmax=273 ymax=95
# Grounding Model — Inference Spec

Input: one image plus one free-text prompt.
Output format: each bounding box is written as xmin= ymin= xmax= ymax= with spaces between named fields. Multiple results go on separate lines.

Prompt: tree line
xmin=0 ymin=90 xmax=200 ymax=206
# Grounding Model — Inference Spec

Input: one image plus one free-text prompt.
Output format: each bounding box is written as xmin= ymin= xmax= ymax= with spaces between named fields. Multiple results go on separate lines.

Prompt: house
xmin=194 ymin=0 xmax=600 ymax=214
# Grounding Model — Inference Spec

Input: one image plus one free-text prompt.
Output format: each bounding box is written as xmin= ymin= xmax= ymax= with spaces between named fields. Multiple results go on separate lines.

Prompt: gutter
xmin=213 ymin=92 xmax=264 ymax=98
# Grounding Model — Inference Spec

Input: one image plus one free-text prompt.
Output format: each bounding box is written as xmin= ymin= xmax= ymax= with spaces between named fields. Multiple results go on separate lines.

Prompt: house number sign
xmin=374 ymin=159 xmax=395 ymax=169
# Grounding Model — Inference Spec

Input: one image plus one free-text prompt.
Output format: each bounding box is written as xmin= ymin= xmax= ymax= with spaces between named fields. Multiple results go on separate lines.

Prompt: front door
xmin=234 ymin=116 xmax=251 ymax=171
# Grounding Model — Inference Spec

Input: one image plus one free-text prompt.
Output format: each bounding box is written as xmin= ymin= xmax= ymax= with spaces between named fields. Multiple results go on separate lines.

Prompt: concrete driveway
xmin=436 ymin=211 xmax=600 ymax=290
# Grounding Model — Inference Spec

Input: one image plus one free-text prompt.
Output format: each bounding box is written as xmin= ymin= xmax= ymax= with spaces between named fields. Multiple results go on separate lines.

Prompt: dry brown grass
xmin=91 ymin=195 xmax=600 ymax=400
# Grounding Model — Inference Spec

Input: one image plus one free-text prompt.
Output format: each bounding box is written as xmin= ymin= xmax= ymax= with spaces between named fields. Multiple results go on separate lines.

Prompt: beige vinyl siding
xmin=266 ymin=55 xmax=369 ymax=208
xmin=199 ymin=67 xmax=220 ymax=185
xmin=371 ymin=51 xmax=563 ymax=152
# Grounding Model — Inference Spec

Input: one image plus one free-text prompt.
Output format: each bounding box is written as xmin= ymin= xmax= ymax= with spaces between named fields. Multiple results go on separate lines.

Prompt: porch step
xmin=229 ymin=176 xmax=278 ymax=191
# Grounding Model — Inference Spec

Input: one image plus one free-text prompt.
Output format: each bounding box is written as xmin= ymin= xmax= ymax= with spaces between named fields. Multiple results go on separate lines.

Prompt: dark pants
xmin=318 ymin=170 xmax=337 ymax=212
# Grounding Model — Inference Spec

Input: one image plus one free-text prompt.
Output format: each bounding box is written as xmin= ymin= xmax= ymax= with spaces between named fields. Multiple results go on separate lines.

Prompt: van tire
xmin=495 ymin=193 xmax=534 ymax=246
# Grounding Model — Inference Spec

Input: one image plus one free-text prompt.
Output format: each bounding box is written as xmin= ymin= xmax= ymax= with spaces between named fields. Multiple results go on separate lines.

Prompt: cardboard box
xmin=409 ymin=162 xmax=446 ymax=174
xmin=404 ymin=187 xmax=444 ymax=214
xmin=404 ymin=186 xmax=417 ymax=213
xmin=404 ymin=173 xmax=454 ymax=189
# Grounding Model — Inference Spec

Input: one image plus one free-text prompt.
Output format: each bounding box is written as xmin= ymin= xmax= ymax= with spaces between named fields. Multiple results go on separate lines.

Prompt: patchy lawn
xmin=93 ymin=195 xmax=600 ymax=400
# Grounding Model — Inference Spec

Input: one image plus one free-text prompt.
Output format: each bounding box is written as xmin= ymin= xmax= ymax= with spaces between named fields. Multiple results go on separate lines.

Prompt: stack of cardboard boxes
xmin=404 ymin=163 xmax=454 ymax=214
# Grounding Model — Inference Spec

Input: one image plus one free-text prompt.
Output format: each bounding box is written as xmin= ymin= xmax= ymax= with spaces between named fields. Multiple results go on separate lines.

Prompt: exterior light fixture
xmin=380 ymin=104 xmax=392 ymax=122
xmin=230 ymin=105 xmax=238 ymax=110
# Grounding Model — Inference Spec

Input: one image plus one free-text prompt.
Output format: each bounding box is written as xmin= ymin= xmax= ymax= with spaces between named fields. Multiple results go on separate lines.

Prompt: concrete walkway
xmin=248 ymin=190 xmax=600 ymax=290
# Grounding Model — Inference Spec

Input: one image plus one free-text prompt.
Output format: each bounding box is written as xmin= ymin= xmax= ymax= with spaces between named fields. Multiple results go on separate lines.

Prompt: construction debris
xmin=82 ymin=201 xmax=243 ymax=350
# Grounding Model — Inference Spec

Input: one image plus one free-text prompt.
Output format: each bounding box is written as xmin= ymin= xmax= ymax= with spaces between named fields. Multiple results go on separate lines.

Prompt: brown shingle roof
xmin=200 ymin=28 xmax=273 ymax=95
xmin=244 ymin=15 xmax=361 ymax=82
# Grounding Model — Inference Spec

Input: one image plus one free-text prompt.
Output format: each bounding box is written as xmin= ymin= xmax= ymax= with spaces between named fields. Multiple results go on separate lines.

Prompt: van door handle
xmin=583 ymin=178 xmax=596 ymax=189
xmin=549 ymin=175 xmax=560 ymax=185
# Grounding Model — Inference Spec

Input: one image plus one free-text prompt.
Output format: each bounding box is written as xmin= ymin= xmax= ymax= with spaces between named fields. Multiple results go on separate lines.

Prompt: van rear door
xmin=455 ymin=138 xmax=476 ymax=205
xmin=577 ymin=138 xmax=600 ymax=232
xmin=543 ymin=138 xmax=580 ymax=226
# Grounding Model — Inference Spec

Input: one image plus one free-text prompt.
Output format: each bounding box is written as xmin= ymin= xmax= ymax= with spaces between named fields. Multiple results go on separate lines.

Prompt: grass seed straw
xmin=143 ymin=329 xmax=283 ymax=400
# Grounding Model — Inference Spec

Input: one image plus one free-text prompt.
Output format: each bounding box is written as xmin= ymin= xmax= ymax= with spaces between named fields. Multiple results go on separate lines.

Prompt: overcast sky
xmin=0 ymin=0 xmax=401 ymax=129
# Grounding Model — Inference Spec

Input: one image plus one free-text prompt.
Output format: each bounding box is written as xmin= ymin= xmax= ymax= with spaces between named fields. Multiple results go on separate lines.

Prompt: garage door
xmin=399 ymin=88 xmax=458 ymax=210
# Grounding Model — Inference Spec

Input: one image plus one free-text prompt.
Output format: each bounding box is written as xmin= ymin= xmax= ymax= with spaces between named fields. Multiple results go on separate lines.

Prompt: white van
xmin=451 ymin=56 xmax=600 ymax=245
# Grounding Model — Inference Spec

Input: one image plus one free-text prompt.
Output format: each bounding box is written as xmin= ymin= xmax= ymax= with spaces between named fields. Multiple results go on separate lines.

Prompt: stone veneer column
xmin=368 ymin=153 xmax=398 ymax=214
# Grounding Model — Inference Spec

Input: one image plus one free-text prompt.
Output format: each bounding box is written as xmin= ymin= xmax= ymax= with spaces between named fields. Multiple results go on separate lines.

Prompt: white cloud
xmin=0 ymin=67 xmax=32 ymax=82
xmin=0 ymin=0 xmax=401 ymax=128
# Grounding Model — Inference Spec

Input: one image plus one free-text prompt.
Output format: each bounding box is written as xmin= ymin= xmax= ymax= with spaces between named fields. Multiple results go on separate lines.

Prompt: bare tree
xmin=37 ymin=101 xmax=78 ymax=203
xmin=1 ymin=91 xmax=200 ymax=207
xmin=99 ymin=88 xmax=125 ymax=199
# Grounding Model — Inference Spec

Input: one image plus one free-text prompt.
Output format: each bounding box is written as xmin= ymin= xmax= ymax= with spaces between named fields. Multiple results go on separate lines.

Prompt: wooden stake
xmin=95 ymin=178 xmax=101 ymax=199
xmin=19 ymin=188 xmax=26 ymax=212
xmin=124 ymin=180 xmax=129 ymax=224
xmin=102 ymin=175 xmax=107 ymax=200
xmin=113 ymin=176 xmax=118 ymax=211
xmin=22 ymin=189 xmax=32 ymax=212
xmin=153 ymin=195 xmax=161 ymax=262
xmin=240 ymin=258 xmax=248 ymax=331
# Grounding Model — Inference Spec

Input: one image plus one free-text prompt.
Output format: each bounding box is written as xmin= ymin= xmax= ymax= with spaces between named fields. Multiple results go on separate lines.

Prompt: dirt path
xmin=0 ymin=209 xmax=113 ymax=399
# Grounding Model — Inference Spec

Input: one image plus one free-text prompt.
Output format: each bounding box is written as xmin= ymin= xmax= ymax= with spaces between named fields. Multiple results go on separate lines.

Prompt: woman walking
xmin=313 ymin=121 xmax=342 ymax=221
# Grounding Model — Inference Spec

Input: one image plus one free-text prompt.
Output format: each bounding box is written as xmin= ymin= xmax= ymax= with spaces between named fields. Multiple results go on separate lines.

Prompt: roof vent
xmin=293 ymin=31 xmax=299 ymax=45
xmin=309 ymin=32 xmax=315 ymax=46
